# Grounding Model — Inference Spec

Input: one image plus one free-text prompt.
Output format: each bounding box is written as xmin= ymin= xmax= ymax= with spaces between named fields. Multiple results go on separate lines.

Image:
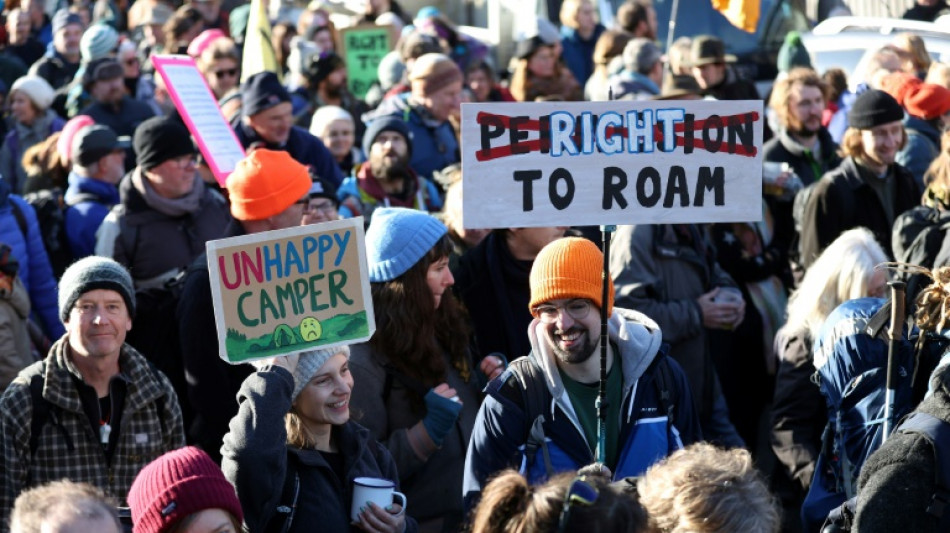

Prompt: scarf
xmin=132 ymin=168 xmax=203 ymax=217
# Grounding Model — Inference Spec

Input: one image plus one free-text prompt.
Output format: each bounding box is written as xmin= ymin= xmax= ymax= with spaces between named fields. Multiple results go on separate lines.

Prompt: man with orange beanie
xmin=462 ymin=236 xmax=700 ymax=511
xmin=177 ymin=148 xmax=312 ymax=462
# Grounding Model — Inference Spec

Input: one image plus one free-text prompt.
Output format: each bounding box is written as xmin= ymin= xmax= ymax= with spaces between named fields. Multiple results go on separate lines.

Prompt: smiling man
xmin=0 ymin=256 xmax=185 ymax=529
xmin=463 ymin=237 xmax=700 ymax=511
xmin=800 ymin=89 xmax=922 ymax=267
xmin=234 ymin=71 xmax=344 ymax=187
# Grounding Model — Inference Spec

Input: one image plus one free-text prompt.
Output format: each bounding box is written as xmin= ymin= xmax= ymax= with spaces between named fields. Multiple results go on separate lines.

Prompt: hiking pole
xmin=883 ymin=280 xmax=906 ymax=443
xmin=597 ymin=224 xmax=616 ymax=465
xmin=665 ymin=0 xmax=680 ymax=75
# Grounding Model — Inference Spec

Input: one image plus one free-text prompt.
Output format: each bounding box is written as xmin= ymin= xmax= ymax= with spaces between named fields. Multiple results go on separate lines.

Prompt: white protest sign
xmin=206 ymin=218 xmax=375 ymax=364
xmin=460 ymin=100 xmax=763 ymax=228
xmin=152 ymin=55 xmax=246 ymax=187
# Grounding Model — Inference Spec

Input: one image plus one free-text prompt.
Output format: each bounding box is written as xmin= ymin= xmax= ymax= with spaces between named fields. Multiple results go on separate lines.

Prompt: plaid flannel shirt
xmin=0 ymin=336 xmax=185 ymax=530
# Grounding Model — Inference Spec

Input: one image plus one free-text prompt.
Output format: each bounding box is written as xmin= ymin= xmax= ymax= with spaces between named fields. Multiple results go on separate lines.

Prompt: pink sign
xmin=152 ymin=55 xmax=245 ymax=186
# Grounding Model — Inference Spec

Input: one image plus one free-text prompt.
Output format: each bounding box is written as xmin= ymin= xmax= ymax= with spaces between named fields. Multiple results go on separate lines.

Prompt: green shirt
xmin=558 ymin=356 xmax=623 ymax=469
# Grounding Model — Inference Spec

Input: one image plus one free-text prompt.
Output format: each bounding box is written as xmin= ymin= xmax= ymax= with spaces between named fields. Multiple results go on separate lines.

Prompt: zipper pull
xmin=100 ymin=423 xmax=111 ymax=445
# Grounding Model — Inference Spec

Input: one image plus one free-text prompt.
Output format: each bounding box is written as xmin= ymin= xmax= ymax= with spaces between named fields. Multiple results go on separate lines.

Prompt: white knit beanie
xmin=291 ymin=345 xmax=352 ymax=400
xmin=11 ymin=76 xmax=55 ymax=111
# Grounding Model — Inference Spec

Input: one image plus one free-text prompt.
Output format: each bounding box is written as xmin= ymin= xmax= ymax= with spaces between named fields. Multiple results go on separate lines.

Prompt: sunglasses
xmin=557 ymin=476 xmax=599 ymax=532
xmin=213 ymin=68 xmax=238 ymax=78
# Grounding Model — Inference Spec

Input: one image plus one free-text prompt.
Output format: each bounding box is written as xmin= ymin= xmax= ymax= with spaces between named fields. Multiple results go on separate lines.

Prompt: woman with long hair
xmin=349 ymin=207 xmax=502 ymax=533
xmin=509 ymin=36 xmax=582 ymax=102
xmin=222 ymin=347 xmax=415 ymax=533
xmin=770 ymin=228 xmax=888 ymax=527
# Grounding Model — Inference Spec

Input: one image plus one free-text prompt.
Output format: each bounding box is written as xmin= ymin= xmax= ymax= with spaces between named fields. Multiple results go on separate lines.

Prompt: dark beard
xmin=550 ymin=327 xmax=597 ymax=365
xmin=370 ymin=153 xmax=413 ymax=187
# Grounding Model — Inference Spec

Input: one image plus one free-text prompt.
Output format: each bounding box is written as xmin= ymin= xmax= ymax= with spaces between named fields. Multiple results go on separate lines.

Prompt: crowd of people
xmin=3 ymin=0 xmax=950 ymax=531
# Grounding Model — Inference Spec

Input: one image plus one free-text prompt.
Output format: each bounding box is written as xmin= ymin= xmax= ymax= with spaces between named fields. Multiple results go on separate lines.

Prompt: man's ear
xmin=126 ymin=319 xmax=132 ymax=332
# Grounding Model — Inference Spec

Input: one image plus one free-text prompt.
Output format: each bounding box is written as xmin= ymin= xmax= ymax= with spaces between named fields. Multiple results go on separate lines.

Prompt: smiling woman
xmin=222 ymin=346 xmax=416 ymax=533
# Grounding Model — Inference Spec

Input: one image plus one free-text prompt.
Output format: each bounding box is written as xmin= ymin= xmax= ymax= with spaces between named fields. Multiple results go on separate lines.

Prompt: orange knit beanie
xmin=227 ymin=149 xmax=312 ymax=221
xmin=529 ymin=237 xmax=614 ymax=316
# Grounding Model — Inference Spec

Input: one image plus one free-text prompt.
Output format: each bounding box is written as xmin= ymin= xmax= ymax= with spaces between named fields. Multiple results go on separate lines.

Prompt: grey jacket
xmin=348 ymin=342 xmax=481 ymax=532
xmin=611 ymin=223 xmax=742 ymax=446
xmin=0 ymin=276 xmax=33 ymax=390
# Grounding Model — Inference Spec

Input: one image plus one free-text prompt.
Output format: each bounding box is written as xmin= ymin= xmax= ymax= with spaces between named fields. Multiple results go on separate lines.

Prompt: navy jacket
xmin=233 ymin=120 xmax=344 ymax=187
xmin=64 ymin=172 xmax=119 ymax=259
xmin=462 ymin=308 xmax=701 ymax=511
xmin=369 ymin=95 xmax=459 ymax=183
xmin=222 ymin=366 xmax=417 ymax=533
xmin=560 ymin=24 xmax=604 ymax=86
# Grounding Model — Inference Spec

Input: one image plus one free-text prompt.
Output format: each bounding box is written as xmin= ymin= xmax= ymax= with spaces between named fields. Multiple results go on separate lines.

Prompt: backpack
xmin=892 ymin=207 xmax=950 ymax=303
xmin=820 ymin=412 xmax=950 ymax=533
xmin=509 ymin=345 xmax=677 ymax=482
xmin=11 ymin=188 xmax=100 ymax=279
xmin=802 ymin=297 xmax=948 ymax=531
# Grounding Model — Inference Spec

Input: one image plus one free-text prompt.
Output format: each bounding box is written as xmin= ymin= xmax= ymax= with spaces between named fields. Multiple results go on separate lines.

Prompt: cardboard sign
xmin=152 ymin=55 xmax=246 ymax=187
xmin=460 ymin=100 xmax=764 ymax=228
xmin=206 ymin=218 xmax=375 ymax=364
xmin=341 ymin=25 xmax=392 ymax=100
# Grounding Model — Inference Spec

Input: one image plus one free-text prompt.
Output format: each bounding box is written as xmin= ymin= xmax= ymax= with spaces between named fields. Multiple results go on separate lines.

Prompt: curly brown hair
xmin=370 ymin=234 xmax=472 ymax=403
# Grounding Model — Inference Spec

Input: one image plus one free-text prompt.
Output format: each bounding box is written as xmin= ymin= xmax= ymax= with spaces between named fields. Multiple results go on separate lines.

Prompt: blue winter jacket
xmin=897 ymin=115 xmax=940 ymax=189
xmin=0 ymin=178 xmax=64 ymax=339
xmin=232 ymin=120 xmax=345 ymax=188
xmin=369 ymin=95 xmax=460 ymax=183
xmin=64 ymin=172 xmax=120 ymax=259
xmin=462 ymin=308 xmax=701 ymax=511
xmin=560 ymin=24 xmax=604 ymax=86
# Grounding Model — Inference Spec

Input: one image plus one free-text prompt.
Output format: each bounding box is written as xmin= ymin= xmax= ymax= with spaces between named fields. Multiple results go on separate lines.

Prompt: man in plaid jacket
xmin=0 ymin=256 xmax=185 ymax=531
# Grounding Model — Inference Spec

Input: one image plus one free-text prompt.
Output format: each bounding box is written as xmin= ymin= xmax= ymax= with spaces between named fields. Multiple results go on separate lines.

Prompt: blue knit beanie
xmin=59 ymin=256 xmax=136 ymax=322
xmin=365 ymin=207 xmax=447 ymax=282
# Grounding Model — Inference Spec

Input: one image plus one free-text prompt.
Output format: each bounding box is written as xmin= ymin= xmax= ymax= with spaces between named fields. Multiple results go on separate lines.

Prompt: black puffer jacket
xmin=854 ymin=359 xmax=950 ymax=532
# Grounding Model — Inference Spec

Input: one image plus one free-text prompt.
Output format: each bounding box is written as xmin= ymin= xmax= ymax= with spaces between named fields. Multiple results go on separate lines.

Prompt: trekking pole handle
xmin=883 ymin=280 xmax=906 ymax=443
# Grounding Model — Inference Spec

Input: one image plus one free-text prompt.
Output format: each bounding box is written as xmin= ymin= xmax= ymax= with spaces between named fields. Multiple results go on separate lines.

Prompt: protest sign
xmin=460 ymin=100 xmax=764 ymax=228
xmin=152 ymin=55 xmax=246 ymax=186
xmin=206 ymin=218 xmax=374 ymax=364
xmin=341 ymin=25 xmax=392 ymax=100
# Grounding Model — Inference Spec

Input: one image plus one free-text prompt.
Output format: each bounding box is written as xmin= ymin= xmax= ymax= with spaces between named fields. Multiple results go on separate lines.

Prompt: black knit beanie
xmin=848 ymin=89 xmax=905 ymax=129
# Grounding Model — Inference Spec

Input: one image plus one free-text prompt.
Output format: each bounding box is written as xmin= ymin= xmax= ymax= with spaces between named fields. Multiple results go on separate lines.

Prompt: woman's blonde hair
xmin=637 ymin=443 xmax=779 ymax=533
xmin=923 ymin=130 xmax=950 ymax=208
xmin=893 ymin=32 xmax=932 ymax=74
xmin=786 ymin=228 xmax=888 ymax=345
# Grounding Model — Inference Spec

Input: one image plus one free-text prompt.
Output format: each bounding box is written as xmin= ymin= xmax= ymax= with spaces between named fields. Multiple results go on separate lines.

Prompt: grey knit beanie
xmin=58 ymin=256 xmax=136 ymax=322
xmin=292 ymin=345 xmax=351 ymax=400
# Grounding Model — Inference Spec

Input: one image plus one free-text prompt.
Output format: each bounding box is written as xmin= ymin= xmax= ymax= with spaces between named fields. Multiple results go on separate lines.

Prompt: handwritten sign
xmin=460 ymin=100 xmax=764 ymax=228
xmin=152 ymin=55 xmax=246 ymax=187
xmin=341 ymin=25 xmax=392 ymax=100
xmin=206 ymin=218 xmax=375 ymax=364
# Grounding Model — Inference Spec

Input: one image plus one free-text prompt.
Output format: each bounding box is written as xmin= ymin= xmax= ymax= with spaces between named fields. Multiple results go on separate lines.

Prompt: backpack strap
xmin=508 ymin=357 xmax=553 ymax=479
xmin=651 ymin=344 xmax=676 ymax=427
xmin=10 ymin=199 xmax=28 ymax=240
xmin=896 ymin=412 xmax=950 ymax=528
xmin=263 ymin=453 xmax=301 ymax=533
xmin=26 ymin=370 xmax=75 ymax=486
xmin=63 ymin=192 xmax=103 ymax=207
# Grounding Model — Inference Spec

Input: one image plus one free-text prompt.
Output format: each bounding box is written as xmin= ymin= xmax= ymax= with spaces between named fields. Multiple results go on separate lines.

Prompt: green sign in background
xmin=342 ymin=25 xmax=392 ymax=100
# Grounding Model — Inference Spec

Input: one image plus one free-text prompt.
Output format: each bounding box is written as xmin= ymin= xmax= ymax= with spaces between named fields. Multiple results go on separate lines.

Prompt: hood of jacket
xmin=526 ymin=307 xmax=662 ymax=424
